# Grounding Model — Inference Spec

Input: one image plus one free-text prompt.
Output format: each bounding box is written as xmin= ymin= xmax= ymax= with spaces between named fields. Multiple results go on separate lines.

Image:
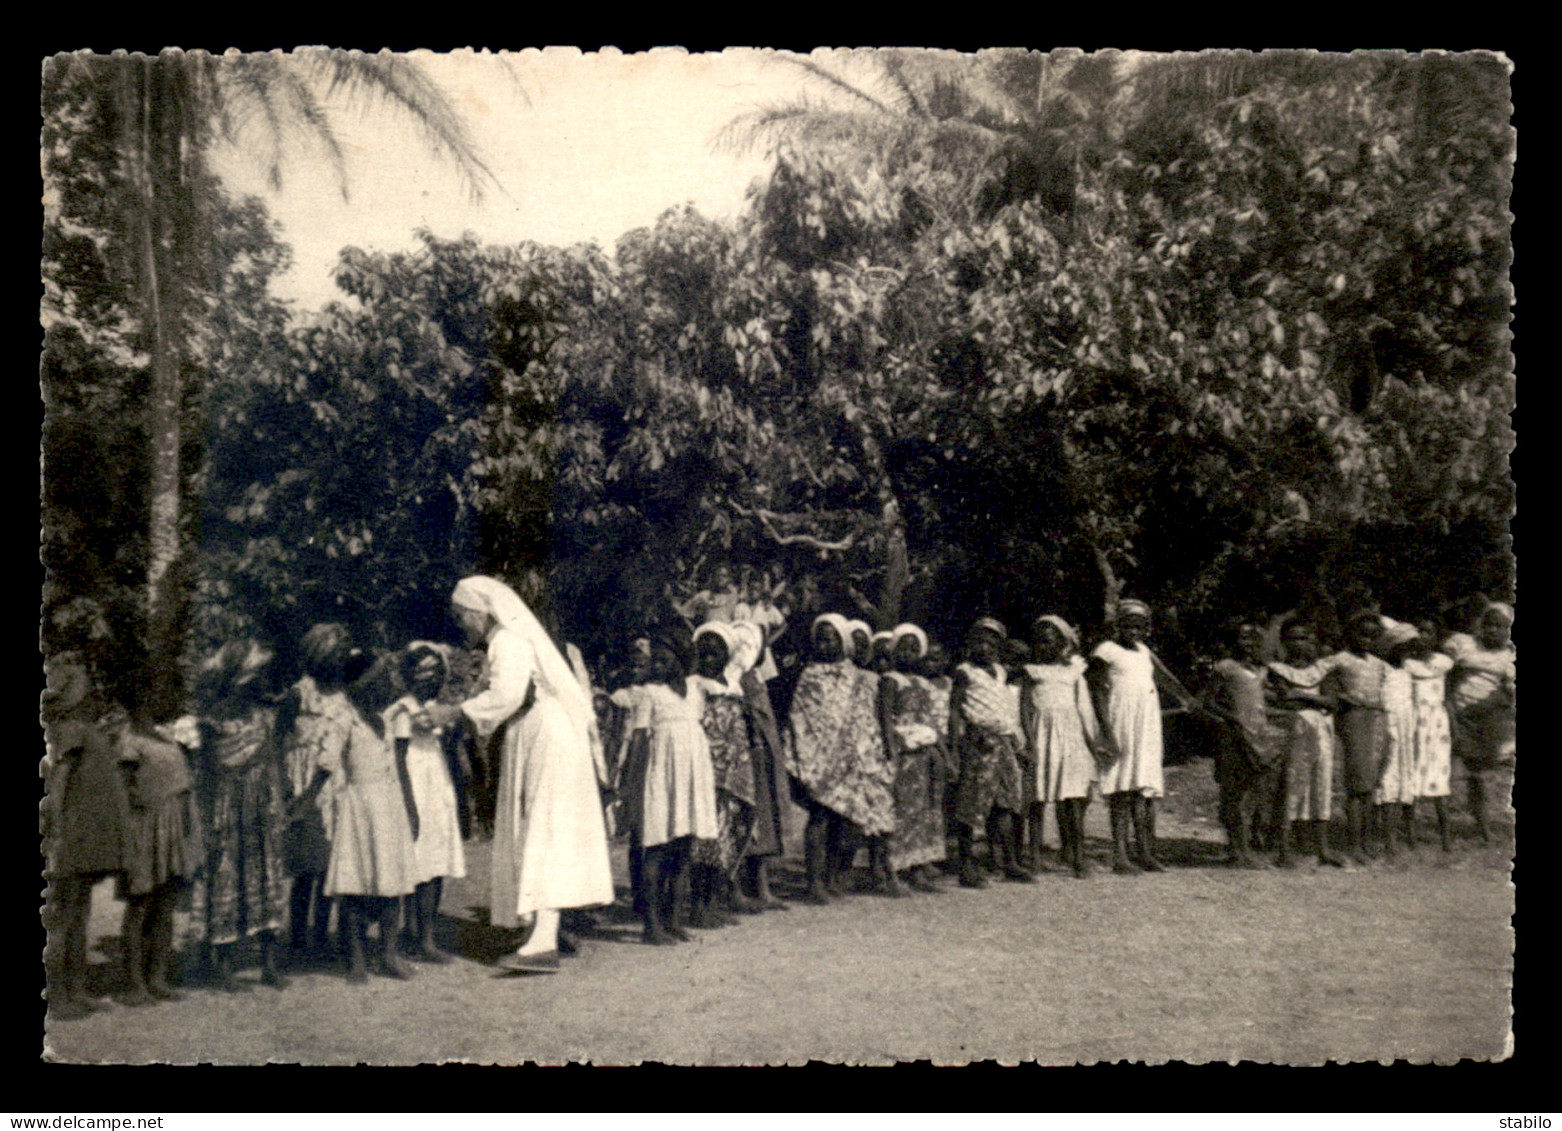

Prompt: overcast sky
xmin=208 ymin=48 xmax=817 ymax=312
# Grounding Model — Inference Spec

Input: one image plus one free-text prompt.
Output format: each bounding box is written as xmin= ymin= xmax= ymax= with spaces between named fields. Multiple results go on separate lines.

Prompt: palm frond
xmin=289 ymin=47 xmax=500 ymax=203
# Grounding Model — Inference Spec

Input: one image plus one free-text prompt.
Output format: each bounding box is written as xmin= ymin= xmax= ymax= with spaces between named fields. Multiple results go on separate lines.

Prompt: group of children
xmin=42 ymin=626 xmax=469 ymax=1019
xmin=42 ymin=587 xmax=1515 ymax=1015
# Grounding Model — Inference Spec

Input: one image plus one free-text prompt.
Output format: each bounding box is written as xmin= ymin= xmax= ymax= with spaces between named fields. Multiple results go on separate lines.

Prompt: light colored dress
xmin=1405 ymin=653 xmax=1454 ymax=797
xmin=1326 ymin=651 xmax=1392 ymax=797
xmin=1375 ymin=666 xmax=1417 ymax=805
xmin=630 ymin=682 xmax=719 ymax=849
xmin=1266 ymin=660 xmax=1338 ymax=821
xmin=462 ymin=624 xmax=615 ymax=926
xmin=384 ymin=695 xmax=467 ymax=884
xmin=786 ymin=661 xmax=897 ymax=835
xmin=321 ymin=696 xmax=417 ymax=899
xmin=1090 ymin=640 xmax=1164 ymax=798
xmin=1020 ymin=657 xmax=1102 ymax=803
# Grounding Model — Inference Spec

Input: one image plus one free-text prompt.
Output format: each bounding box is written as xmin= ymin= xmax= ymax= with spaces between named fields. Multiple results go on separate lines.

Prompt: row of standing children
xmin=1208 ymin=601 xmax=1515 ymax=869
xmin=42 ymin=624 xmax=472 ymax=1018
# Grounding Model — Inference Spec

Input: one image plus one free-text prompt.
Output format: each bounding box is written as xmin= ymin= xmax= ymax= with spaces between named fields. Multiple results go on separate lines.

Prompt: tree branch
xmin=730 ymin=502 xmax=857 ymax=552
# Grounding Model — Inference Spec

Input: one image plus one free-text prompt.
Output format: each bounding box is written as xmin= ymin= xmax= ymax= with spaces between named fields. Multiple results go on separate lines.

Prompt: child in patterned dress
xmin=1374 ymin=621 xmax=1422 ymax=858
xmin=1267 ymin=621 xmax=1345 ymax=868
xmin=1401 ymin=625 xmax=1456 ymax=852
xmin=950 ymin=617 xmax=1030 ymax=887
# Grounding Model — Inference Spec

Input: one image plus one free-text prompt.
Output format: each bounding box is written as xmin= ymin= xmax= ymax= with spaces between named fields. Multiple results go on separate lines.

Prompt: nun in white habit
xmin=441 ymin=575 xmax=615 ymax=972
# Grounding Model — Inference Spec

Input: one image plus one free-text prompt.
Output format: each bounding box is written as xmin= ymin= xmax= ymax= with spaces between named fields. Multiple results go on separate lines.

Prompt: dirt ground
xmin=42 ymin=759 xmax=1514 ymax=1065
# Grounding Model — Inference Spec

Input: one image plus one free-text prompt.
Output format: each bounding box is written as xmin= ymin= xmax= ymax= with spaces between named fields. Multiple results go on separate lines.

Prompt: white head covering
xmin=812 ymin=613 xmax=852 ymax=656
xmin=451 ymin=575 xmax=593 ymax=746
xmin=694 ymin=620 xmax=753 ymax=694
xmin=845 ymin=619 xmax=874 ymax=645
xmin=891 ymin=623 xmax=928 ymax=659
xmin=1033 ymin=614 xmax=1079 ymax=650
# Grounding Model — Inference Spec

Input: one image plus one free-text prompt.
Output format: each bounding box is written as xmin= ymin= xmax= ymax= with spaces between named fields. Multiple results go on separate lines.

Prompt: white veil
xmin=452 ymin=575 xmax=594 ymax=746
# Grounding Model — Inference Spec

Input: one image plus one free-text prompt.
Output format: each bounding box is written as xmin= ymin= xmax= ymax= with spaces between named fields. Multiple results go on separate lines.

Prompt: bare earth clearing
xmin=43 ymin=761 xmax=1514 ymax=1065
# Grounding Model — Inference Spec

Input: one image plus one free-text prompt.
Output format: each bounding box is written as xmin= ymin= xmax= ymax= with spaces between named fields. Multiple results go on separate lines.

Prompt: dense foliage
xmin=44 ymin=50 xmax=1514 ymax=691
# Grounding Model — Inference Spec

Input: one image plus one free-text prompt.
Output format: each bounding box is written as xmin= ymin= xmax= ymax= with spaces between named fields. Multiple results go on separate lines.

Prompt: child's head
xmin=921 ymin=641 xmax=950 ymax=679
xmin=650 ymin=628 xmax=693 ymax=683
xmin=197 ymin=639 xmax=275 ymax=713
xmin=890 ymin=624 xmax=927 ymax=673
xmin=966 ymin=617 xmax=1006 ymax=666
xmin=709 ymin=561 xmax=733 ymax=592
xmin=870 ymin=631 xmax=895 ymax=674
xmin=1476 ymin=602 xmax=1513 ymax=650
xmin=1031 ymin=615 xmax=1077 ymax=664
xmin=812 ymin=614 xmax=847 ymax=663
xmin=1232 ymin=621 xmax=1267 ymax=665
xmin=694 ymin=625 xmax=732 ymax=682
xmin=1346 ymin=608 xmax=1383 ymax=653
xmin=1114 ymin=600 xmax=1151 ymax=647
xmin=1004 ymin=638 xmax=1030 ymax=673
xmin=847 ymin=621 xmax=873 ymax=667
xmin=1279 ymin=620 xmax=1318 ymax=665
xmin=301 ymin=623 xmax=355 ymax=688
xmin=402 ymin=643 xmax=449 ymax=702
xmin=42 ymin=653 xmax=95 ymax=723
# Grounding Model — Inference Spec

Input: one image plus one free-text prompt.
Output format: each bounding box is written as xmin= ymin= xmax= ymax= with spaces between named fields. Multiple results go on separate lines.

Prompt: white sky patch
xmin=207 ymin=48 xmax=814 ymax=312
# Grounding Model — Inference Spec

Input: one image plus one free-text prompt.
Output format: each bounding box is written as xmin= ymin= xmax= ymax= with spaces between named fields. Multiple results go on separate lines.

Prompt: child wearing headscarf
xmin=384 ymin=642 xmax=467 ymax=962
xmin=1020 ymin=615 xmax=1104 ymax=879
xmin=950 ymin=617 xmax=1030 ymax=887
xmin=1089 ymin=599 xmax=1185 ymax=874
xmin=880 ymin=623 xmax=948 ymax=892
xmin=690 ymin=621 xmax=765 ymax=923
xmin=1444 ymin=601 xmax=1515 ymax=842
xmin=786 ymin=613 xmax=896 ymax=902
xmin=42 ymin=655 xmax=129 ymax=1020
xmin=194 ymin=640 xmax=291 ymax=991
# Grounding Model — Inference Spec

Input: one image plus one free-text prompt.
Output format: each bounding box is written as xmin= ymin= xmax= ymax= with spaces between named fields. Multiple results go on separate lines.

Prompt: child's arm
xmin=877 ymin=676 xmax=899 ymax=759
xmin=1149 ymin=649 xmax=1200 ymax=713
xmin=946 ymin=670 xmax=969 ymax=758
xmin=394 ymin=736 xmax=420 ymax=840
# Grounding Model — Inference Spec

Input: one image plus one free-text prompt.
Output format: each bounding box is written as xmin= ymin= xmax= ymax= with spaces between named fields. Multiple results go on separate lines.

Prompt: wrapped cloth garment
xmin=1444 ymin=633 xmax=1516 ymax=771
xmin=196 ymin=708 xmax=290 ymax=944
xmin=883 ymin=672 xmax=947 ymax=870
xmin=1090 ymin=640 xmax=1164 ymax=798
xmin=1267 ymin=661 xmax=1338 ymax=822
xmin=952 ymin=662 xmax=1024 ymax=827
xmin=785 ymin=660 xmax=896 ymax=835
xmin=456 ymin=576 xmax=614 ymax=926
xmin=1020 ymin=657 xmax=1103 ymax=803
xmin=692 ymin=674 xmax=758 ymax=874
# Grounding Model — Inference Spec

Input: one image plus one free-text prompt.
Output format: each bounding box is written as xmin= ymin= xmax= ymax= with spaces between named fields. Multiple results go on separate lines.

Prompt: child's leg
xmin=144 ymin=881 xmax=185 ymax=1001
xmin=341 ymin=897 xmax=368 ymax=984
xmin=415 ymin=879 xmax=449 ymax=960
xmin=956 ymin=822 xmax=987 ymax=888
xmin=1131 ymin=794 xmax=1166 ymax=871
xmin=260 ymin=928 xmax=289 ymax=989
xmin=115 ymin=894 xmax=154 ymax=1006
xmin=872 ymin=836 xmax=908 ymax=896
xmin=49 ymin=874 xmax=98 ymax=1015
xmin=289 ymin=873 xmax=313 ymax=955
xmin=1434 ymin=796 xmax=1452 ymax=852
xmin=1314 ymin=820 xmax=1345 ymax=866
xmin=1401 ymin=803 xmax=1417 ymax=848
xmin=640 ymin=845 xmax=673 ymax=944
xmin=1468 ymin=771 xmax=1490 ymax=841
xmin=1376 ymin=804 xmax=1398 ymax=859
xmin=802 ymin=805 xmax=832 ymax=903
xmin=376 ymin=897 xmax=414 ymax=978
xmin=1345 ymin=796 xmax=1369 ymax=862
xmin=984 ymin=809 xmax=1004 ymax=872
xmin=1108 ymin=793 xmax=1137 ymax=874
xmin=997 ymin=809 xmax=1035 ymax=881
xmin=663 ymin=839 xmax=693 ymax=942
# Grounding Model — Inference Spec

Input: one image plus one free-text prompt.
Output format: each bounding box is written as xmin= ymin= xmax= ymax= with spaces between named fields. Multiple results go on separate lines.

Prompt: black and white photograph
xmin=39 ymin=46 xmax=1515 ymax=1066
